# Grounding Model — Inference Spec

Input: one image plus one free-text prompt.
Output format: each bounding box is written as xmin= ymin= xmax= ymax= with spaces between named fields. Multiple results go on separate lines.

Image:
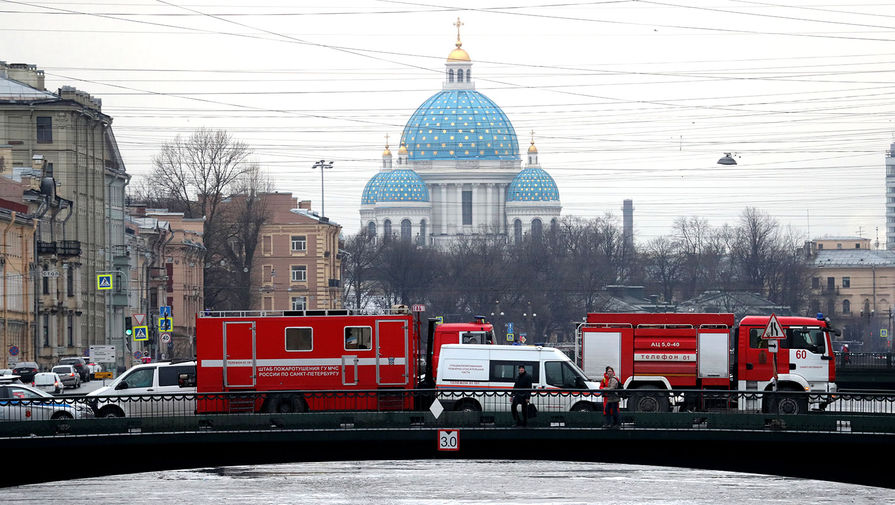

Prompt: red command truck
xmin=577 ymin=312 xmax=838 ymax=415
xmin=195 ymin=309 xmax=494 ymax=413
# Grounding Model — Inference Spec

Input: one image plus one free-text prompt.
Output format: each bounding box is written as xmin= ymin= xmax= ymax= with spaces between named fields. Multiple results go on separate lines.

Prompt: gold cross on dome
xmin=530 ymin=130 xmax=536 ymax=144
xmin=454 ymin=17 xmax=464 ymax=47
xmin=385 ymin=133 xmax=390 ymax=148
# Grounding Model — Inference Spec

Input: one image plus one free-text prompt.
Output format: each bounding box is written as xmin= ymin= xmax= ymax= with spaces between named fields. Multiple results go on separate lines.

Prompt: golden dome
xmin=447 ymin=47 xmax=470 ymax=62
xmin=383 ymin=147 xmax=392 ymax=157
xmin=398 ymin=141 xmax=408 ymax=155
xmin=528 ymin=141 xmax=538 ymax=154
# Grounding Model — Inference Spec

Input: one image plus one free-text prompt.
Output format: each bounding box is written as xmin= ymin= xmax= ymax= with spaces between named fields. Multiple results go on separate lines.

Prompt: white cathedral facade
xmin=360 ymin=23 xmax=562 ymax=247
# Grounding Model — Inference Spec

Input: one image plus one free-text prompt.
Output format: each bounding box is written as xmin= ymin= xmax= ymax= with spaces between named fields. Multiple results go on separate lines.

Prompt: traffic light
xmin=125 ymin=316 xmax=133 ymax=338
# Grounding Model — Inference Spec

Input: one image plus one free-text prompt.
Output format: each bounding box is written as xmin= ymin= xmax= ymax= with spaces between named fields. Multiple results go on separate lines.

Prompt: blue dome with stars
xmin=376 ymin=169 xmax=430 ymax=203
xmin=507 ymin=167 xmax=560 ymax=202
xmin=401 ymin=89 xmax=520 ymax=161
xmin=361 ymin=171 xmax=389 ymax=205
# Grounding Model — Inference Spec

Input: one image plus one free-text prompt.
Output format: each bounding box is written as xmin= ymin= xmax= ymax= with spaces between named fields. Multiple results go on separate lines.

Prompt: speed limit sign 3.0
xmin=438 ymin=429 xmax=459 ymax=451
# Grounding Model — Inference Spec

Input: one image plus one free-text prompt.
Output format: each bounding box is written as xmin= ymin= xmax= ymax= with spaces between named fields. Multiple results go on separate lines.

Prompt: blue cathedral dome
xmin=375 ymin=169 xmax=430 ymax=203
xmin=507 ymin=167 xmax=560 ymax=202
xmin=401 ymin=89 xmax=520 ymax=161
xmin=361 ymin=171 xmax=388 ymax=205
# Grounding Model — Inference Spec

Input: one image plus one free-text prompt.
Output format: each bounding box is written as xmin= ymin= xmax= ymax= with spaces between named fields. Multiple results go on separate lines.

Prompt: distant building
xmin=807 ymin=237 xmax=895 ymax=350
xmin=0 ymin=61 xmax=129 ymax=363
xmin=253 ymin=194 xmax=342 ymax=311
xmin=360 ymin=23 xmax=561 ymax=246
xmin=887 ymin=143 xmax=895 ymax=250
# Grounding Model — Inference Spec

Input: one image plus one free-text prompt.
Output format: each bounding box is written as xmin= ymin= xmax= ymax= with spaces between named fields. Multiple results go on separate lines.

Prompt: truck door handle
xmin=822 ymin=355 xmax=833 ymax=361
xmin=789 ymin=364 xmax=796 ymax=370
xmin=746 ymin=363 xmax=754 ymax=370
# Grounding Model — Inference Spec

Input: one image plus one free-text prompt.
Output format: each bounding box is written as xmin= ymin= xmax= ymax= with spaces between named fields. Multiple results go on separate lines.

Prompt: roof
xmin=814 ymin=249 xmax=895 ymax=267
xmin=0 ymin=74 xmax=55 ymax=102
xmin=507 ymin=167 xmax=560 ymax=202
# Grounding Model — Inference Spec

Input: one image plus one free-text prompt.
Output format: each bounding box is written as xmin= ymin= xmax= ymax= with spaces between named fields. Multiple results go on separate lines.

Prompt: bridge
xmin=1 ymin=389 xmax=893 ymax=489
xmin=835 ymin=352 xmax=895 ymax=389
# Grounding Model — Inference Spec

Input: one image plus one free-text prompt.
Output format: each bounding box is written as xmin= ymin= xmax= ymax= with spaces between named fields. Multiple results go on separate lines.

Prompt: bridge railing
xmin=834 ymin=352 xmax=894 ymax=369
xmin=1 ymin=388 xmax=892 ymax=422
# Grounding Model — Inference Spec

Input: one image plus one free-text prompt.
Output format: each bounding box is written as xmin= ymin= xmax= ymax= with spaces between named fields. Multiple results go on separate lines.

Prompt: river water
xmin=0 ymin=460 xmax=887 ymax=504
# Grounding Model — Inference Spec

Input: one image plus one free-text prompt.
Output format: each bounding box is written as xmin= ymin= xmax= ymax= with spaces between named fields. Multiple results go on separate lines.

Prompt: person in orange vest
xmin=601 ymin=366 xmax=621 ymax=429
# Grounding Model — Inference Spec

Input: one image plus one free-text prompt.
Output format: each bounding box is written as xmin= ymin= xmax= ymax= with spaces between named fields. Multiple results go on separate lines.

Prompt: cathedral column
xmin=472 ymin=183 xmax=480 ymax=231
xmin=456 ymin=184 xmax=463 ymax=232
xmin=441 ymin=184 xmax=448 ymax=234
xmin=486 ymin=183 xmax=494 ymax=233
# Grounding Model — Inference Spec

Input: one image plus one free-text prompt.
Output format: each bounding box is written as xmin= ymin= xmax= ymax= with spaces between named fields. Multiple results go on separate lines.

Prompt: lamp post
xmin=523 ymin=301 xmax=537 ymax=343
xmin=490 ymin=300 xmax=504 ymax=342
xmin=312 ymin=160 xmax=334 ymax=218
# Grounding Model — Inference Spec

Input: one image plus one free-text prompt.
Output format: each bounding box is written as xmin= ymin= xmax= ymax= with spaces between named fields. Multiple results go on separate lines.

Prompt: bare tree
xmin=642 ymin=236 xmax=681 ymax=303
xmin=341 ymin=231 xmax=382 ymax=312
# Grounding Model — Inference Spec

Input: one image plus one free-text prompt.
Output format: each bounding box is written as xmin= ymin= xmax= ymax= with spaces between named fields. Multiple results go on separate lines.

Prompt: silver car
xmin=51 ymin=365 xmax=80 ymax=389
xmin=0 ymin=382 xmax=93 ymax=420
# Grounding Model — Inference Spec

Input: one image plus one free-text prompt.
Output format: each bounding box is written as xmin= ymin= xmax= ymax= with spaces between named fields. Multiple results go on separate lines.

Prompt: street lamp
xmin=312 ymin=160 xmax=334 ymax=218
xmin=717 ymin=152 xmax=738 ymax=166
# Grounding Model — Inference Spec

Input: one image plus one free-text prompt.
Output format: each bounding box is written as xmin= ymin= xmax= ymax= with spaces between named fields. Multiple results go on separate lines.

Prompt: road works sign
xmin=761 ymin=313 xmax=786 ymax=340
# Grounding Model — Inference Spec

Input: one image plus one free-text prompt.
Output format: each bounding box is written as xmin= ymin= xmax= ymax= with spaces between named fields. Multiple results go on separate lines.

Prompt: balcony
xmin=36 ymin=241 xmax=56 ymax=256
xmin=58 ymin=240 xmax=81 ymax=257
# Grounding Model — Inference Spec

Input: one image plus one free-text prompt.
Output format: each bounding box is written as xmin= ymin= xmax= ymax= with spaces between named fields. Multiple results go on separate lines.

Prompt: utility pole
xmin=312 ymin=160 xmax=334 ymax=218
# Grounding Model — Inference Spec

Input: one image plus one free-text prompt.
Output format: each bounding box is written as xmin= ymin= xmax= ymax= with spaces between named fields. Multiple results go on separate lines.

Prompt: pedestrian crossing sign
xmin=158 ymin=317 xmax=173 ymax=332
xmin=97 ymin=274 xmax=113 ymax=290
xmin=133 ymin=325 xmax=149 ymax=341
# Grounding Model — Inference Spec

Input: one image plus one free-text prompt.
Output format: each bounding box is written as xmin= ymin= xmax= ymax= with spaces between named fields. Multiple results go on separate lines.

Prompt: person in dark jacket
xmin=511 ymin=365 xmax=533 ymax=426
xmin=601 ymin=366 xmax=621 ymax=428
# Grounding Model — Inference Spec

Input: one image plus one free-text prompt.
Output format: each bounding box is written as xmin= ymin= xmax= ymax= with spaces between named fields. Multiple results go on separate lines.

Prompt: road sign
xmin=434 ymin=316 xmax=443 ymax=325
xmin=97 ymin=274 xmax=113 ymax=290
xmin=133 ymin=326 xmax=149 ymax=341
xmin=881 ymin=329 xmax=889 ymax=338
xmin=8 ymin=345 xmax=18 ymax=356
xmin=768 ymin=339 xmax=778 ymax=354
xmin=133 ymin=313 xmax=146 ymax=326
xmin=507 ymin=322 xmax=515 ymax=334
xmin=158 ymin=317 xmax=173 ymax=331
xmin=506 ymin=332 xmax=515 ymax=342
xmin=760 ymin=313 xmax=786 ymax=340
xmin=133 ymin=351 xmax=142 ymax=359
xmin=438 ymin=429 xmax=459 ymax=451
xmin=159 ymin=306 xmax=172 ymax=317
xmin=412 ymin=304 xmax=426 ymax=312
xmin=89 ymin=345 xmax=116 ymax=362
xmin=160 ymin=333 xmax=172 ymax=344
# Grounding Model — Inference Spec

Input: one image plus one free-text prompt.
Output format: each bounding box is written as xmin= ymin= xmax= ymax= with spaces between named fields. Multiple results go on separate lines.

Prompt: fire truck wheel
xmin=570 ymin=403 xmax=595 ymax=412
xmin=774 ymin=394 xmax=808 ymax=416
xmin=628 ymin=386 xmax=670 ymax=413
xmin=270 ymin=395 xmax=307 ymax=414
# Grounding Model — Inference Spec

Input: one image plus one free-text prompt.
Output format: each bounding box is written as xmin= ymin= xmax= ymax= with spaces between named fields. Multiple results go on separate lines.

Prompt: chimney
xmin=6 ymin=63 xmax=45 ymax=91
xmin=622 ymin=199 xmax=634 ymax=251
xmin=299 ymin=200 xmax=312 ymax=210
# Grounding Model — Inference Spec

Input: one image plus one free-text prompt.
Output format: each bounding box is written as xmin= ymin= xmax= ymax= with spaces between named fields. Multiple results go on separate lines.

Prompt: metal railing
xmin=835 ymin=352 xmax=894 ymax=369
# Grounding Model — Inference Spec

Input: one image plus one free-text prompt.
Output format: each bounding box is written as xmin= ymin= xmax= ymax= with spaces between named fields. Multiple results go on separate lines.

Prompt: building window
xmin=344 ymin=326 xmax=372 ymax=350
xmin=531 ymin=219 xmax=543 ymax=242
xmin=401 ymin=219 xmax=412 ymax=241
xmin=448 ymin=69 xmax=454 ymax=82
xmin=842 ymin=299 xmax=851 ymax=314
xmin=290 ymin=265 xmax=307 ymax=282
xmin=67 ymin=314 xmax=74 ymax=347
xmin=383 ymin=220 xmax=392 ymax=240
xmin=514 ymin=219 xmax=522 ymax=245
xmin=262 ymin=235 xmax=272 ymax=255
xmin=367 ymin=221 xmax=376 ymax=237
xmin=811 ymin=277 xmax=819 ymax=289
xmin=457 ymin=69 xmax=464 ymax=81
xmin=42 ymin=314 xmax=50 ymax=347
xmin=419 ymin=220 xmax=427 ymax=245
xmin=67 ymin=267 xmax=74 ymax=297
xmin=290 ymin=296 xmax=307 ymax=311
xmin=466 ymin=69 xmax=471 ymax=82
xmin=285 ymin=327 xmax=312 ymax=351
xmin=827 ymin=277 xmax=835 ymax=290
xmin=462 ymin=190 xmax=472 ymax=225
xmin=842 ymin=277 xmax=850 ymax=288
xmin=291 ymin=235 xmax=307 ymax=252
xmin=36 ymin=116 xmax=52 ymax=143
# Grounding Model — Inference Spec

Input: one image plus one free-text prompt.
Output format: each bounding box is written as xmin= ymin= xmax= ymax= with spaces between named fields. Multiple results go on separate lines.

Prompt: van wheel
xmin=99 ymin=406 xmax=124 ymax=418
xmin=454 ymin=400 xmax=481 ymax=412
xmin=628 ymin=386 xmax=669 ymax=413
xmin=51 ymin=411 xmax=73 ymax=420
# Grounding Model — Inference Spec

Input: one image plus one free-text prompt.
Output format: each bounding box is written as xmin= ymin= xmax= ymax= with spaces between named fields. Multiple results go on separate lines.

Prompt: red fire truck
xmin=576 ymin=312 xmax=838 ymax=415
xmin=195 ymin=309 xmax=494 ymax=413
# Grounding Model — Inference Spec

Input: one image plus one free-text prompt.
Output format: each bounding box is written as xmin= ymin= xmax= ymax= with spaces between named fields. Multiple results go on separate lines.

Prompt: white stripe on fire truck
xmin=200 ymin=358 xmax=407 ymax=368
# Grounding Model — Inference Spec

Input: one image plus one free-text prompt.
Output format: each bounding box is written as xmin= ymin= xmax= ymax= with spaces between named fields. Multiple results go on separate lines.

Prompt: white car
xmin=32 ymin=372 xmax=64 ymax=394
xmin=87 ymin=361 xmax=197 ymax=418
xmin=0 ymin=381 xmax=94 ymax=420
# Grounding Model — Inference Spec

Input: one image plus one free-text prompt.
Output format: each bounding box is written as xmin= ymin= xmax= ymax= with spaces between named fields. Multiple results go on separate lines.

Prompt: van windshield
xmin=545 ymin=361 xmax=587 ymax=388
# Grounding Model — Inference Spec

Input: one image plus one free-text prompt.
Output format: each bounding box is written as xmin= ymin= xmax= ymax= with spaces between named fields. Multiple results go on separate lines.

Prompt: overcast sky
xmin=4 ymin=0 xmax=894 ymax=245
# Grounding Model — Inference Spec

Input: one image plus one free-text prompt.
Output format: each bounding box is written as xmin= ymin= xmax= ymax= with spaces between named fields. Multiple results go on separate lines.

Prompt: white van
xmin=435 ymin=344 xmax=601 ymax=413
xmin=87 ymin=361 xmax=197 ymax=418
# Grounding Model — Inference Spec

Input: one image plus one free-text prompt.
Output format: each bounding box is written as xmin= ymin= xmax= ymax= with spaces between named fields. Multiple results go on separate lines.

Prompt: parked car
xmin=81 ymin=357 xmax=102 ymax=379
xmin=32 ymin=372 xmax=63 ymax=394
xmin=58 ymin=357 xmax=89 ymax=382
xmin=0 ymin=369 xmax=12 ymax=376
xmin=51 ymin=365 xmax=80 ymax=389
xmin=12 ymin=362 xmax=40 ymax=383
xmin=0 ymin=379 xmax=93 ymax=420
